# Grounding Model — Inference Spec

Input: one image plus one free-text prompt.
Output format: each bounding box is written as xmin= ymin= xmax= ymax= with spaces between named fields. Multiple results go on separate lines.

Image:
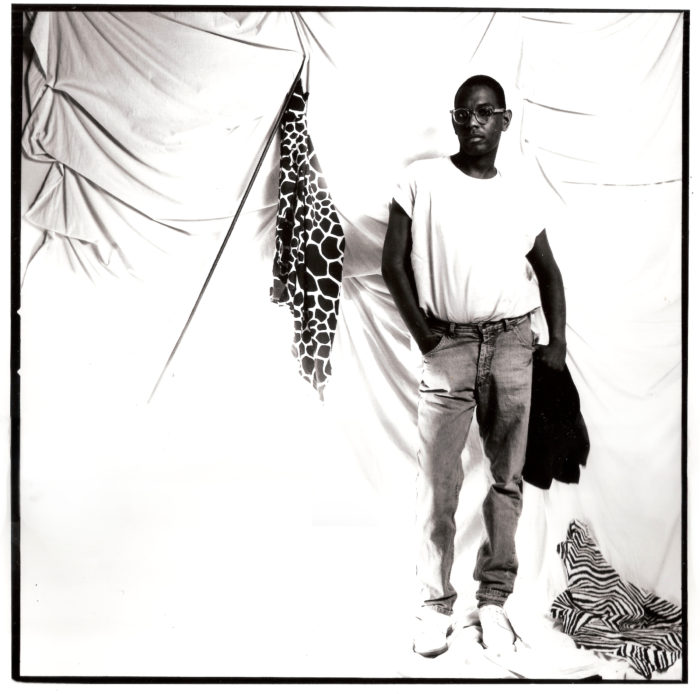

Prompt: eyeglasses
xmin=450 ymin=105 xmax=506 ymax=125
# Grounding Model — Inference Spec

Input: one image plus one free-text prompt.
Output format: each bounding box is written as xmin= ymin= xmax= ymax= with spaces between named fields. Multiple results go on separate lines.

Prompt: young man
xmin=381 ymin=75 xmax=566 ymax=658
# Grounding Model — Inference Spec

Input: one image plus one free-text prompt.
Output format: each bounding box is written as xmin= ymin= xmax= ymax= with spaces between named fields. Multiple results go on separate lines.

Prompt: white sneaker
xmin=478 ymin=604 xmax=516 ymax=653
xmin=412 ymin=609 xmax=453 ymax=658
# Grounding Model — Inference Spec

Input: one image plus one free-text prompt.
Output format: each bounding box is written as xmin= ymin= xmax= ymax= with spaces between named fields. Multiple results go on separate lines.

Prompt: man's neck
xmin=450 ymin=151 xmax=498 ymax=179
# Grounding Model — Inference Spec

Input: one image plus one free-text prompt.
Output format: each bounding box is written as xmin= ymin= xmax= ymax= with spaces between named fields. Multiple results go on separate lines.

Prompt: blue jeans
xmin=416 ymin=314 xmax=534 ymax=614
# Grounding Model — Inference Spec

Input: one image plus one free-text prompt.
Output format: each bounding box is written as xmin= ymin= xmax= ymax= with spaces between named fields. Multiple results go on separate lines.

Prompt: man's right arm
xmin=381 ymin=200 xmax=441 ymax=355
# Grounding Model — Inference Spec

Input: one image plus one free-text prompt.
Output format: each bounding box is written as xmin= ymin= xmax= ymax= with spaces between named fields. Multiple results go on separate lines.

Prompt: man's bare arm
xmin=527 ymin=230 xmax=566 ymax=371
xmin=382 ymin=201 xmax=441 ymax=354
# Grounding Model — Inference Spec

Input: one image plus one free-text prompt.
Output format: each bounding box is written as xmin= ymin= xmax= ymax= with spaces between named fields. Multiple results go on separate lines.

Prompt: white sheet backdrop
xmin=18 ymin=10 xmax=683 ymax=678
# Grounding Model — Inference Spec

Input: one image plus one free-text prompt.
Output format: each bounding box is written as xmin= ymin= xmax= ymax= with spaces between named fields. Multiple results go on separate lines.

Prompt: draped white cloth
xmin=19 ymin=10 xmax=683 ymax=678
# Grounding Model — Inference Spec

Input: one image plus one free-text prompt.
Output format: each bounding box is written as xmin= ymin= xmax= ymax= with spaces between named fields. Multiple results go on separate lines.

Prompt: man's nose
xmin=467 ymin=110 xmax=481 ymax=126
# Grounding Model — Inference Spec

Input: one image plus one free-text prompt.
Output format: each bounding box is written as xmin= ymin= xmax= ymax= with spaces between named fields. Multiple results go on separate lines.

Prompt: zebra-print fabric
xmin=551 ymin=520 xmax=682 ymax=679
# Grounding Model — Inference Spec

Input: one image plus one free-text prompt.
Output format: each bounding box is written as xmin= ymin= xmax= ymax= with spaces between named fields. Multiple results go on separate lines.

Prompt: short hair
xmin=454 ymin=75 xmax=506 ymax=109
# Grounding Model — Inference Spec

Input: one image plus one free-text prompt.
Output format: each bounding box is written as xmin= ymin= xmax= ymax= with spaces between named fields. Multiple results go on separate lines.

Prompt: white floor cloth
xmin=18 ymin=10 xmax=684 ymax=678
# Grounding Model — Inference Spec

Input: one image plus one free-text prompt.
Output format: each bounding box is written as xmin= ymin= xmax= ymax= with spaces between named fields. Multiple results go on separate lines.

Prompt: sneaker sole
xmin=412 ymin=626 xmax=453 ymax=658
xmin=413 ymin=643 xmax=449 ymax=658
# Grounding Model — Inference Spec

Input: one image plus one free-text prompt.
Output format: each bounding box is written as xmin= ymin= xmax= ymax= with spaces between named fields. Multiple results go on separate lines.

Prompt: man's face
xmin=452 ymin=84 xmax=511 ymax=156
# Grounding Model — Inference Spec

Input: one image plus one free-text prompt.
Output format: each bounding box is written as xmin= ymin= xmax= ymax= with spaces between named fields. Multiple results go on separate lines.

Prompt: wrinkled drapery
xmin=19 ymin=10 xmax=683 ymax=677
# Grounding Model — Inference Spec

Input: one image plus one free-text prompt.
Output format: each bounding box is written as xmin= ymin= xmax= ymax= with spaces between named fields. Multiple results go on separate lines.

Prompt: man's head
xmin=452 ymin=75 xmax=512 ymax=157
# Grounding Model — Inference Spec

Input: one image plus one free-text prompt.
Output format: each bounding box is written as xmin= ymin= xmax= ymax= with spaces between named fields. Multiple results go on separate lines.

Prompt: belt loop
xmin=449 ymin=321 xmax=456 ymax=336
xmin=502 ymin=318 xmax=509 ymax=331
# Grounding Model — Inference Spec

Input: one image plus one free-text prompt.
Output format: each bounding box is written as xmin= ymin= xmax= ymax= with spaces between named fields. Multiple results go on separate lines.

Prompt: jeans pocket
xmin=512 ymin=321 xmax=535 ymax=350
xmin=422 ymin=334 xmax=450 ymax=358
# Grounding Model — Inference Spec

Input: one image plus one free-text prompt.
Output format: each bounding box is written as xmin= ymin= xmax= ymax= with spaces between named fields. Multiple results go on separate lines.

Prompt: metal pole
xmin=147 ymin=60 xmax=305 ymax=403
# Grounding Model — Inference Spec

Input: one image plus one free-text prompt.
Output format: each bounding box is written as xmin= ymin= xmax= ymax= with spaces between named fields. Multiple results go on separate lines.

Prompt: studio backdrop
xmin=18 ymin=10 xmax=683 ymax=678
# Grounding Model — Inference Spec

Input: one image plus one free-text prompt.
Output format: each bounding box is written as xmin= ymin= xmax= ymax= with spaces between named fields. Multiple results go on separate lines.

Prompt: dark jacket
xmin=523 ymin=360 xmax=590 ymax=490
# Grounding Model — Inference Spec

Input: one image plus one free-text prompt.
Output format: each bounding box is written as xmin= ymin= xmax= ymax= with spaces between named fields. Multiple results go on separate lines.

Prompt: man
xmin=381 ymin=75 xmax=566 ymax=658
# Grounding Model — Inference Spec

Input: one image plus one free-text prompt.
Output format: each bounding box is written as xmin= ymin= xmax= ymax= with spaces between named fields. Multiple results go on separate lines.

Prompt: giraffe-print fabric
xmin=271 ymin=80 xmax=345 ymax=398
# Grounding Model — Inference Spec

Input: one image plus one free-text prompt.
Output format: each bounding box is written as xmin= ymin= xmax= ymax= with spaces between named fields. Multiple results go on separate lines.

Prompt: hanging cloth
xmin=271 ymin=80 xmax=345 ymax=398
xmin=551 ymin=520 xmax=682 ymax=679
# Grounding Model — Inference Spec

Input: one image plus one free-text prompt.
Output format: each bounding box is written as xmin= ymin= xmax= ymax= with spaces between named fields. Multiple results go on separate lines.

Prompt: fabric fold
xmin=551 ymin=520 xmax=682 ymax=679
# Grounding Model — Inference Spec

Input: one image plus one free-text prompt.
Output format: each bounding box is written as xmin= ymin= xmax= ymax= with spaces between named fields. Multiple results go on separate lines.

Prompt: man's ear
xmin=502 ymin=109 xmax=513 ymax=131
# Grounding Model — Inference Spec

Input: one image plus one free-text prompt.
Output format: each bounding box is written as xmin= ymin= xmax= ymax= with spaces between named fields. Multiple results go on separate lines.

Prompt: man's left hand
xmin=535 ymin=339 xmax=566 ymax=371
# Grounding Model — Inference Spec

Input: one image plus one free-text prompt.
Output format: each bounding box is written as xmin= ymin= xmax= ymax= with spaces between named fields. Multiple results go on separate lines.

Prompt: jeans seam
xmin=477 ymin=588 xmax=510 ymax=597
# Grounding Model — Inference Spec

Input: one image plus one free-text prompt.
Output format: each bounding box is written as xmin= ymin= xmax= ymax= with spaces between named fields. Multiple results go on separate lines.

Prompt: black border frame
xmin=9 ymin=4 xmax=690 ymax=684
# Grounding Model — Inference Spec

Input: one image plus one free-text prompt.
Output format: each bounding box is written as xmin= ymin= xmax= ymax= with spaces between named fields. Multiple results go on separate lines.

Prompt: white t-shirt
xmin=393 ymin=156 xmax=544 ymax=324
